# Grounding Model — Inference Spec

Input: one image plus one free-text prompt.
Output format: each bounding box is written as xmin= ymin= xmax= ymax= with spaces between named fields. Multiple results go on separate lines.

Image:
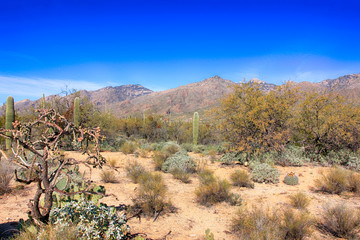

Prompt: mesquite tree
xmin=0 ymin=108 xmax=106 ymax=224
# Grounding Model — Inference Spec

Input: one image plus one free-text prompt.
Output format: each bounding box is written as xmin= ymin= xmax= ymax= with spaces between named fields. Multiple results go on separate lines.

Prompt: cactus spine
xmin=5 ymin=96 xmax=15 ymax=150
xmin=74 ymin=97 xmax=80 ymax=127
xmin=193 ymin=112 xmax=199 ymax=145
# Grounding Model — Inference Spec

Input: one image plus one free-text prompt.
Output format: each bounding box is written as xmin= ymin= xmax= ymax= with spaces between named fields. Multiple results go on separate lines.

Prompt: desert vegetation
xmin=1 ymin=81 xmax=360 ymax=239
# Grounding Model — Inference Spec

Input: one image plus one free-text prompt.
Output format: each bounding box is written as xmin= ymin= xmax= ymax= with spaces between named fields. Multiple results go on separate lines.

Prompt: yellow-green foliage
xmin=133 ymin=172 xmax=171 ymax=217
xmin=289 ymin=192 xmax=311 ymax=210
xmin=230 ymin=169 xmax=254 ymax=188
xmin=126 ymin=161 xmax=147 ymax=183
xmin=100 ymin=169 xmax=118 ymax=183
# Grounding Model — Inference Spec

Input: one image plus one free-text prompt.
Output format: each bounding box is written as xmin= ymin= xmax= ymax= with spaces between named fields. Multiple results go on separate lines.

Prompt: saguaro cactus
xmin=5 ymin=96 xmax=15 ymax=150
xmin=193 ymin=112 xmax=199 ymax=145
xmin=74 ymin=97 xmax=80 ymax=127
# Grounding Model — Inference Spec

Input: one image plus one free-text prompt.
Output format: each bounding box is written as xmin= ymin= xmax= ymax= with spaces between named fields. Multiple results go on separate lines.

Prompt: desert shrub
xmin=181 ymin=143 xmax=194 ymax=152
xmin=314 ymin=167 xmax=350 ymax=194
xmin=346 ymin=153 xmax=360 ymax=172
xmin=13 ymin=223 xmax=80 ymax=240
xmin=150 ymin=142 xmax=167 ymax=151
xmin=281 ymin=208 xmax=313 ymax=240
xmin=283 ymin=172 xmax=299 ymax=186
xmin=348 ymin=171 xmax=360 ymax=194
xmin=152 ymin=151 xmax=168 ymax=171
xmin=219 ymin=152 xmax=241 ymax=165
xmin=0 ymin=160 xmax=13 ymax=195
xmin=133 ymin=172 xmax=171 ymax=217
xmin=126 ymin=161 xmax=147 ymax=183
xmin=207 ymin=149 xmax=217 ymax=163
xmin=171 ymin=168 xmax=191 ymax=183
xmin=50 ymin=201 xmax=130 ymax=239
xmin=230 ymin=169 xmax=254 ymax=188
xmin=120 ymin=141 xmax=137 ymax=154
xmin=195 ymin=178 xmax=232 ymax=206
xmin=161 ymin=150 xmax=196 ymax=174
xmin=100 ymin=169 xmax=118 ymax=183
xmin=277 ymin=146 xmax=308 ymax=167
xmin=231 ymin=206 xmax=283 ymax=240
xmin=227 ymin=193 xmax=242 ymax=206
xmin=251 ymin=163 xmax=280 ymax=184
xmin=162 ymin=142 xmax=181 ymax=155
xmin=289 ymin=192 xmax=311 ymax=210
xmin=138 ymin=149 xmax=150 ymax=158
xmin=198 ymin=168 xmax=216 ymax=185
xmin=319 ymin=203 xmax=360 ymax=238
xmin=193 ymin=144 xmax=206 ymax=153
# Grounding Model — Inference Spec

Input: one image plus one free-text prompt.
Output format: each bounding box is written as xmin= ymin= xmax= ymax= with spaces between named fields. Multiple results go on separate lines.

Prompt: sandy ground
xmin=1 ymin=151 xmax=360 ymax=239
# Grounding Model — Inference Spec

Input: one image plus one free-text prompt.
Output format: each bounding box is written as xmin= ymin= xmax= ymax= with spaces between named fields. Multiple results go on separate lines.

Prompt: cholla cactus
xmin=283 ymin=172 xmax=299 ymax=185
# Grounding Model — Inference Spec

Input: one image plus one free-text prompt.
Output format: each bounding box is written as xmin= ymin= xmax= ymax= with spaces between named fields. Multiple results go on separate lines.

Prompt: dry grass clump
xmin=120 ymin=141 xmax=137 ymax=154
xmin=152 ymin=151 xmax=168 ymax=171
xmin=288 ymin=192 xmax=311 ymax=210
xmin=195 ymin=169 xmax=234 ymax=206
xmin=0 ymin=160 xmax=13 ymax=195
xmin=108 ymin=157 xmax=117 ymax=168
xmin=319 ymin=203 xmax=360 ymax=239
xmin=132 ymin=172 xmax=172 ymax=217
xmin=125 ymin=161 xmax=147 ymax=183
xmin=13 ymin=223 xmax=79 ymax=240
xmin=99 ymin=169 xmax=118 ymax=183
xmin=231 ymin=206 xmax=283 ymax=239
xmin=314 ymin=167 xmax=360 ymax=194
xmin=171 ymin=168 xmax=191 ymax=183
xmin=230 ymin=169 xmax=254 ymax=188
xmin=231 ymin=206 xmax=313 ymax=240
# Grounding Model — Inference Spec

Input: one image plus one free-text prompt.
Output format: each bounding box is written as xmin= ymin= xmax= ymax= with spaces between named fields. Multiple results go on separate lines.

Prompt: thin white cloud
xmin=0 ymin=75 xmax=105 ymax=100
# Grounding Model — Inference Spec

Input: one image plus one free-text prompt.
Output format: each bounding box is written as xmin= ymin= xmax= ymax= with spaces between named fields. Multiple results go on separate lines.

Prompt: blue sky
xmin=1 ymin=0 xmax=360 ymax=101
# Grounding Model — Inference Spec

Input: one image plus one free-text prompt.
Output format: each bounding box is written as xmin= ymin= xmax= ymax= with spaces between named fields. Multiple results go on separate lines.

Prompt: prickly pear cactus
xmin=283 ymin=172 xmax=299 ymax=185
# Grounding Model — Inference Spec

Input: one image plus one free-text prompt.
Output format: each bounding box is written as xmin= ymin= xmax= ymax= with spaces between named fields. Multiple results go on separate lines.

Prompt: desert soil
xmin=1 ymin=151 xmax=360 ymax=240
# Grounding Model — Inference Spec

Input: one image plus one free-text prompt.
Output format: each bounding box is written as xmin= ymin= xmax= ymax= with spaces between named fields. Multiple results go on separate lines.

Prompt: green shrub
xmin=231 ymin=206 xmax=282 ymax=239
xmin=50 ymin=201 xmax=130 ymax=239
xmin=152 ymin=151 xmax=168 ymax=171
xmin=120 ymin=141 xmax=137 ymax=154
xmin=195 ymin=178 xmax=232 ymax=206
xmin=171 ymin=168 xmax=191 ymax=183
xmin=126 ymin=161 xmax=147 ymax=183
xmin=133 ymin=172 xmax=171 ymax=217
xmin=181 ymin=143 xmax=194 ymax=152
xmin=162 ymin=142 xmax=181 ymax=155
xmin=281 ymin=208 xmax=313 ymax=240
xmin=162 ymin=150 xmax=196 ymax=174
xmin=227 ymin=193 xmax=242 ymax=206
xmin=315 ymin=167 xmax=350 ymax=194
xmin=219 ymin=152 xmax=239 ymax=165
xmin=320 ymin=203 xmax=360 ymax=239
xmin=193 ymin=144 xmax=206 ymax=154
xmin=198 ymin=168 xmax=216 ymax=185
xmin=289 ymin=192 xmax=311 ymax=210
xmin=251 ymin=163 xmax=280 ymax=184
xmin=99 ymin=169 xmax=118 ymax=183
xmin=230 ymin=169 xmax=254 ymax=188
xmin=283 ymin=172 xmax=299 ymax=186
xmin=276 ymin=146 xmax=308 ymax=167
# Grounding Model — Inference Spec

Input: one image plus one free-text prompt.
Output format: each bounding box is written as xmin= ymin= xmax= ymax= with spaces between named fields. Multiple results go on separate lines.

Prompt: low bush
xmin=289 ymin=192 xmax=311 ymax=210
xmin=13 ymin=223 xmax=79 ymax=240
xmin=171 ymin=168 xmax=191 ymax=183
xmin=100 ymin=169 xmax=118 ymax=183
xmin=162 ymin=142 xmax=181 ymax=155
xmin=50 ymin=201 xmax=130 ymax=239
xmin=230 ymin=169 xmax=254 ymax=188
xmin=281 ymin=208 xmax=313 ymax=240
xmin=219 ymin=152 xmax=243 ymax=165
xmin=348 ymin=171 xmax=360 ymax=194
xmin=276 ymin=146 xmax=308 ymax=167
xmin=162 ymin=150 xmax=196 ymax=174
xmin=195 ymin=178 xmax=232 ymax=206
xmin=193 ymin=144 xmax=206 ymax=154
xmin=251 ymin=163 xmax=280 ymax=184
xmin=120 ymin=141 xmax=137 ymax=154
xmin=198 ymin=168 xmax=216 ymax=185
xmin=319 ymin=203 xmax=360 ymax=239
xmin=0 ymin=160 xmax=13 ymax=195
xmin=126 ymin=161 xmax=147 ymax=183
xmin=315 ymin=167 xmax=350 ymax=194
xmin=231 ymin=206 xmax=282 ymax=239
xmin=133 ymin=172 xmax=172 ymax=217
xmin=152 ymin=151 xmax=168 ymax=171
xmin=181 ymin=143 xmax=194 ymax=152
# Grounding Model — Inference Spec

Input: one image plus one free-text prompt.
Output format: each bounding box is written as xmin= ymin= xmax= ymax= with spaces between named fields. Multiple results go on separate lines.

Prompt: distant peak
xmin=249 ymin=78 xmax=265 ymax=84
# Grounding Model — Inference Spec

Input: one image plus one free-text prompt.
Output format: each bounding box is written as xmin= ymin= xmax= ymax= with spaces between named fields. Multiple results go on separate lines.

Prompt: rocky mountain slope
xmin=12 ymin=73 xmax=360 ymax=117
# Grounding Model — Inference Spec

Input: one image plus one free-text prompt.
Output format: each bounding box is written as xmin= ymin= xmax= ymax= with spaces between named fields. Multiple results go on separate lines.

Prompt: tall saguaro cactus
xmin=5 ymin=96 xmax=15 ymax=150
xmin=193 ymin=112 xmax=199 ymax=145
xmin=74 ymin=97 xmax=80 ymax=127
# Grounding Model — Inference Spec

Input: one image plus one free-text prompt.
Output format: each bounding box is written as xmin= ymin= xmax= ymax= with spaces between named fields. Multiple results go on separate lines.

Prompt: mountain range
xmin=13 ymin=73 xmax=360 ymax=117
